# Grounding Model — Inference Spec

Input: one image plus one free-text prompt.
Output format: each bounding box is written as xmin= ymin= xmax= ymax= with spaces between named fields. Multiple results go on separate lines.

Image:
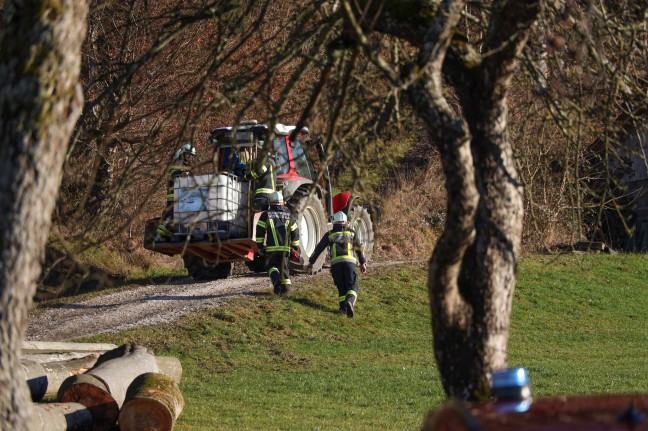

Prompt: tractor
xmin=143 ymin=121 xmax=374 ymax=280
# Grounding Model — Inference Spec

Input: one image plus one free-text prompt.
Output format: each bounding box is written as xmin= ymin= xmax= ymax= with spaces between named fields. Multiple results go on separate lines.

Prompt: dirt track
xmin=26 ymin=260 xmax=419 ymax=341
xmin=26 ymin=271 xmax=272 ymax=341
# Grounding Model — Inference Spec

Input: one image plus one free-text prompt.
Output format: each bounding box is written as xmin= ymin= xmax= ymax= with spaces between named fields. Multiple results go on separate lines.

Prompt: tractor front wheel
xmin=348 ymin=205 xmax=374 ymax=262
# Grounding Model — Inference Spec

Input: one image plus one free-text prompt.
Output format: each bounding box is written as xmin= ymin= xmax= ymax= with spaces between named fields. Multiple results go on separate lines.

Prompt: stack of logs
xmin=22 ymin=341 xmax=185 ymax=431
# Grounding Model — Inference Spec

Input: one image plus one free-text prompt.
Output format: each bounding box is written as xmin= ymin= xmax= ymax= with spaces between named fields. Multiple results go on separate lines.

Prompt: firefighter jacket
xmin=244 ymin=159 xmax=276 ymax=197
xmin=256 ymin=205 xmax=300 ymax=253
xmin=309 ymin=224 xmax=366 ymax=266
xmin=166 ymin=162 xmax=191 ymax=204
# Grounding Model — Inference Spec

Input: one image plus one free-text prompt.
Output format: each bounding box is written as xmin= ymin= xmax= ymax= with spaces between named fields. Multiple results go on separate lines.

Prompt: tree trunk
xmin=351 ymin=0 xmax=540 ymax=399
xmin=427 ymin=0 xmax=540 ymax=400
xmin=27 ymin=402 xmax=93 ymax=431
xmin=58 ymin=344 xmax=160 ymax=430
xmin=118 ymin=372 xmax=185 ymax=431
xmin=0 ymin=0 xmax=89 ymax=429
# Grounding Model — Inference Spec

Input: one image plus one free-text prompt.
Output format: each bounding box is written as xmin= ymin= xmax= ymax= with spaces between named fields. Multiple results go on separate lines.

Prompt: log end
xmin=58 ymin=379 xmax=118 ymax=431
xmin=119 ymin=398 xmax=174 ymax=431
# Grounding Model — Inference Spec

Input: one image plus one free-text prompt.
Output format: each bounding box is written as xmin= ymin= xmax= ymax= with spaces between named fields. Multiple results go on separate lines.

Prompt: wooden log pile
xmin=22 ymin=341 xmax=184 ymax=431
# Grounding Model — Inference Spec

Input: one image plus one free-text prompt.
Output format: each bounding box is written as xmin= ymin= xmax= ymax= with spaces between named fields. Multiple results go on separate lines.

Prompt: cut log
xmin=24 ymin=351 xmax=102 ymax=363
xmin=21 ymin=359 xmax=48 ymax=401
xmin=118 ymin=373 xmax=185 ymax=431
xmin=156 ymin=356 xmax=183 ymax=384
xmin=21 ymin=355 xmax=100 ymax=401
xmin=57 ymin=374 xmax=118 ymax=431
xmin=28 ymin=402 xmax=93 ymax=431
xmin=58 ymin=344 xmax=159 ymax=431
xmin=23 ymin=341 xmax=118 ymax=354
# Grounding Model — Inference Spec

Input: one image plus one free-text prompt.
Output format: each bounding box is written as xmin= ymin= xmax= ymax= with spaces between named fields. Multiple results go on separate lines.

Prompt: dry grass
xmin=373 ymin=158 xmax=446 ymax=260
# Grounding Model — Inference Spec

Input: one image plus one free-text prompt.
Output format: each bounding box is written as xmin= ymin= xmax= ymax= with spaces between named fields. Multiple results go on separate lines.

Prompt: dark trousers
xmin=331 ymin=262 xmax=358 ymax=308
xmin=267 ymin=252 xmax=291 ymax=293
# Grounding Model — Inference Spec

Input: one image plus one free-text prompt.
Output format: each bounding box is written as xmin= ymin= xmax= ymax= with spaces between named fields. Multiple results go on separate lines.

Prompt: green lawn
xmin=85 ymin=254 xmax=648 ymax=430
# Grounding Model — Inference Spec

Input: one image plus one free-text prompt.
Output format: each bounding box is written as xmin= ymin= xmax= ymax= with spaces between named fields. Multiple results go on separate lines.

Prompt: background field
xmin=84 ymin=255 xmax=648 ymax=430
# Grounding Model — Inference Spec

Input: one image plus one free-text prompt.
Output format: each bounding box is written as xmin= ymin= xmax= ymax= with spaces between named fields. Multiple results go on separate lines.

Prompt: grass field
xmin=85 ymin=254 xmax=648 ymax=430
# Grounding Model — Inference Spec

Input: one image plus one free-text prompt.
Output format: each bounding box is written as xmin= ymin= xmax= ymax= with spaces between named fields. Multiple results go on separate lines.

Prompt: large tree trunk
xmin=427 ymin=0 xmax=540 ymax=399
xmin=347 ymin=0 xmax=540 ymax=399
xmin=0 ymin=0 xmax=89 ymax=429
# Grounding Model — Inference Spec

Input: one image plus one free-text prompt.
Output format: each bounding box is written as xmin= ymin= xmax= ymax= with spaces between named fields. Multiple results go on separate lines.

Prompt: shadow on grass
xmin=290 ymin=296 xmax=338 ymax=314
xmin=247 ymin=290 xmax=339 ymax=314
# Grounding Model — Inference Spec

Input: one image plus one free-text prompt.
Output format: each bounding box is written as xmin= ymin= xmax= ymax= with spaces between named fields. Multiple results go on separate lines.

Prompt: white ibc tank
xmin=174 ymin=174 xmax=249 ymax=236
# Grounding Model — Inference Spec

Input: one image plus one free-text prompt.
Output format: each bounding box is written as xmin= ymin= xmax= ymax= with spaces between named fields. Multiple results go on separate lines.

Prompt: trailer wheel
xmin=348 ymin=205 xmax=374 ymax=262
xmin=288 ymin=189 xmax=328 ymax=273
xmin=245 ymin=254 xmax=268 ymax=273
xmin=182 ymin=256 xmax=232 ymax=280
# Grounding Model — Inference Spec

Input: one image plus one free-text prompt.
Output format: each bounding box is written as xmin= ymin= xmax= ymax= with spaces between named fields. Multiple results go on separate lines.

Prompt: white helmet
xmin=270 ymin=191 xmax=284 ymax=205
xmin=174 ymin=143 xmax=196 ymax=160
xmin=332 ymin=211 xmax=347 ymax=224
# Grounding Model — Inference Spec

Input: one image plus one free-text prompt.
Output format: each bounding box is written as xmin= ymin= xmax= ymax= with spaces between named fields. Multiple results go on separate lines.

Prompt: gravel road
xmin=26 ymin=260 xmax=419 ymax=342
xmin=26 ymin=271 xmax=272 ymax=341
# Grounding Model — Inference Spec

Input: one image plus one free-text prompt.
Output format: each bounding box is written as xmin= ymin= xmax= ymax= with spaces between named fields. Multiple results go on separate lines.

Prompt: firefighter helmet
xmin=174 ymin=143 xmax=196 ymax=160
xmin=333 ymin=211 xmax=347 ymax=224
xmin=270 ymin=191 xmax=284 ymax=205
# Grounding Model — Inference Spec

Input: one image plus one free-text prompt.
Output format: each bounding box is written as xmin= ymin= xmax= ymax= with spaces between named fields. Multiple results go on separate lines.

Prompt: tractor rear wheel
xmin=182 ymin=256 xmax=233 ymax=280
xmin=288 ymin=190 xmax=328 ymax=273
xmin=348 ymin=205 xmax=374 ymax=261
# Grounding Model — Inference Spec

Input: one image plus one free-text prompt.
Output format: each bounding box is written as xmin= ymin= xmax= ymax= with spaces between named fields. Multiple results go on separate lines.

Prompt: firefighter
xmin=155 ymin=143 xmax=195 ymax=242
xmin=256 ymin=191 xmax=300 ymax=295
xmin=306 ymin=211 xmax=367 ymax=318
xmin=243 ymin=155 xmax=277 ymax=212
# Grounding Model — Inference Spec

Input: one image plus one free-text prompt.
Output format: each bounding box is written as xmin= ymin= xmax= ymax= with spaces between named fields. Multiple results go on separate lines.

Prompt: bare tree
xmin=0 ymin=0 xmax=89 ymax=428
xmin=517 ymin=0 xmax=648 ymax=251
xmin=325 ymin=0 xmax=540 ymax=398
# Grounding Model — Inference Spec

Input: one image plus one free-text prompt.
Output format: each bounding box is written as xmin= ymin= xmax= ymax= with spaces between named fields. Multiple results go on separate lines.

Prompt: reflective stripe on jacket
xmin=244 ymin=160 xmax=276 ymax=196
xmin=256 ymin=205 xmax=299 ymax=252
xmin=167 ymin=164 xmax=191 ymax=202
xmin=309 ymin=224 xmax=366 ymax=266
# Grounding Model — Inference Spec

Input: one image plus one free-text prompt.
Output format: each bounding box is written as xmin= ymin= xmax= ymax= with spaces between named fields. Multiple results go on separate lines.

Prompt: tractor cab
xmin=207 ymin=120 xmax=267 ymax=177
xmin=271 ymin=124 xmax=317 ymax=183
xmin=208 ymin=121 xmax=326 ymax=205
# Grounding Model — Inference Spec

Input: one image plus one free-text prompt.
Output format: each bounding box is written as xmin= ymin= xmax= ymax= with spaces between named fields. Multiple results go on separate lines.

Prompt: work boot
xmin=279 ymin=284 xmax=291 ymax=296
xmin=338 ymin=303 xmax=347 ymax=314
xmin=344 ymin=299 xmax=354 ymax=318
xmin=273 ymin=281 xmax=281 ymax=295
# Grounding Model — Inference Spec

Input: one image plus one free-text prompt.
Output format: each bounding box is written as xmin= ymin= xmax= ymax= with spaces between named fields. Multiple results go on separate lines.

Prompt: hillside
xmin=58 ymin=256 xmax=648 ymax=430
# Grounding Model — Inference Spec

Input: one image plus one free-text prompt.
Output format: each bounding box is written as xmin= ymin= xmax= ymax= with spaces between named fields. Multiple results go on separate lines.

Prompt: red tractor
xmin=144 ymin=121 xmax=374 ymax=280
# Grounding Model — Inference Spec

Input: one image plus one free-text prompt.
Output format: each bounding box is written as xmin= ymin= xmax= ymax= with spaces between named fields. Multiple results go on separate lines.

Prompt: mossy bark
xmin=0 ymin=0 xmax=88 ymax=429
xmin=119 ymin=372 xmax=185 ymax=431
